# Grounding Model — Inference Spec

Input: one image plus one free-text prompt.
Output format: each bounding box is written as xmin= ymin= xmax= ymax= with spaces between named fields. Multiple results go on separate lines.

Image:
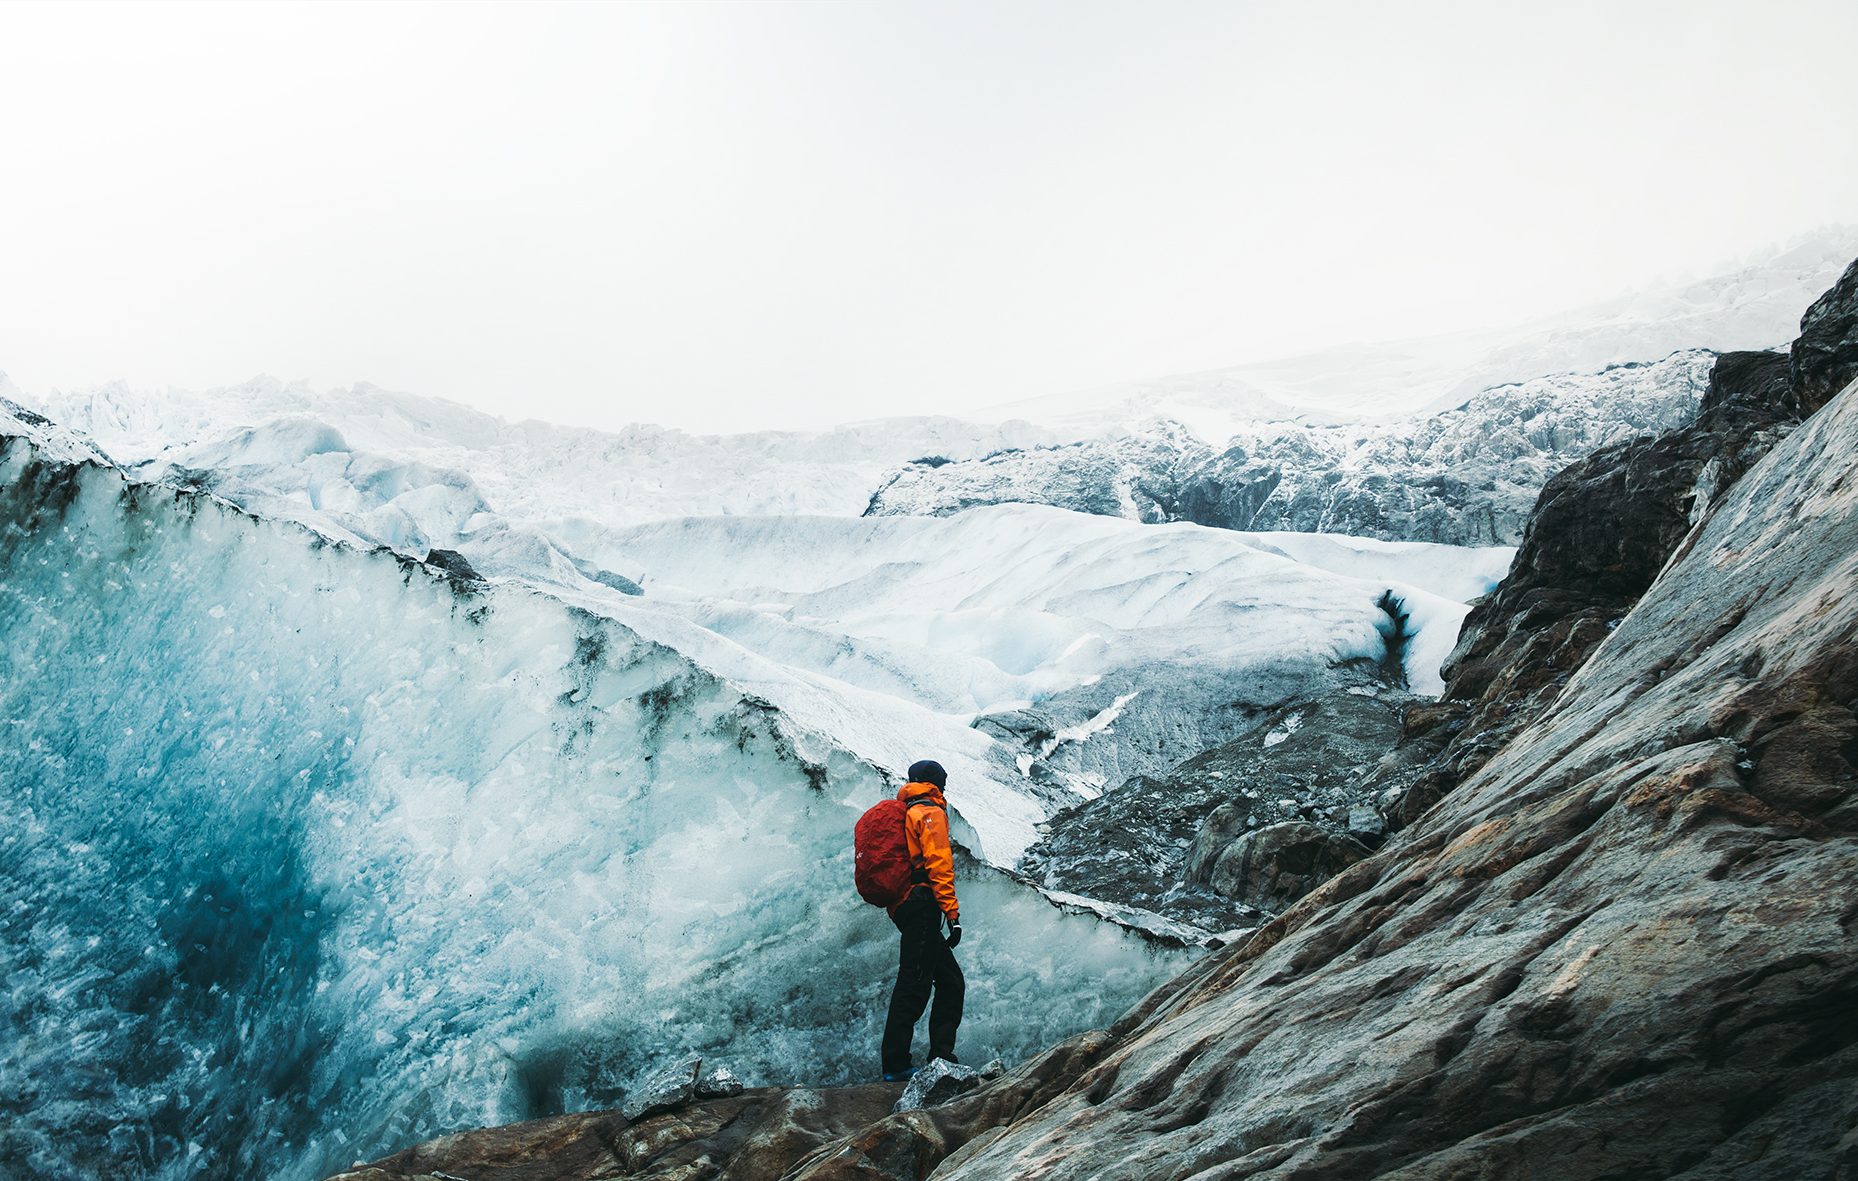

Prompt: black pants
xmin=880 ymin=891 xmax=964 ymax=1074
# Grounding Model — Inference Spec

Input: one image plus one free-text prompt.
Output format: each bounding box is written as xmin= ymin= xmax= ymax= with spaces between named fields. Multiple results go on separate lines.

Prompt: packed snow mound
xmin=570 ymin=507 xmax=1509 ymax=816
xmin=0 ymin=409 xmax=1184 ymax=1181
xmin=984 ymin=226 xmax=1858 ymax=439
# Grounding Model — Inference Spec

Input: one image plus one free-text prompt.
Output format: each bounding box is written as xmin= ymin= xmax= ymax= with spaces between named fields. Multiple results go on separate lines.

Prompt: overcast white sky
xmin=1 ymin=0 xmax=1855 ymax=433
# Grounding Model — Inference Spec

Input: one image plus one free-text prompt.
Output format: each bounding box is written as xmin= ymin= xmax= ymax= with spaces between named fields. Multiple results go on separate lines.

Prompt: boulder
xmin=621 ymin=1057 xmax=702 ymax=1121
xmin=1185 ymin=818 xmax=1371 ymax=911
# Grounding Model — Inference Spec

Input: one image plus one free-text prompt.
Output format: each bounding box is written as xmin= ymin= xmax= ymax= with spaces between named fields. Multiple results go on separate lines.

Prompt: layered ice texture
xmin=0 ymin=418 xmax=1185 ymax=1181
xmin=0 ymin=403 xmax=1503 ymax=1181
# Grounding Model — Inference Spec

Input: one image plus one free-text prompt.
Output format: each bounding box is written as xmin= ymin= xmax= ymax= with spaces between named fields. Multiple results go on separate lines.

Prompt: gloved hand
xmin=945 ymin=914 xmax=962 ymax=949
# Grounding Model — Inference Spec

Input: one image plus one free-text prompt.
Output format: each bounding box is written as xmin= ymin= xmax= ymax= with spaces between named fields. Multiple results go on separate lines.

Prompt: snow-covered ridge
xmin=11 ymin=370 xmax=1065 ymax=528
xmin=867 ymin=350 xmax=1715 ymax=545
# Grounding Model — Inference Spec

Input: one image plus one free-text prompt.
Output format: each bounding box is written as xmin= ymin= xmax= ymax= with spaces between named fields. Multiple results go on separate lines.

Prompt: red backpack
xmin=854 ymin=797 xmax=939 ymax=907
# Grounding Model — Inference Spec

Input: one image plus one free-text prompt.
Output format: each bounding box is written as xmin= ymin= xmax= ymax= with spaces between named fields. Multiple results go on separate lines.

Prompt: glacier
xmin=0 ymin=397 xmax=1514 ymax=1181
xmin=3 ymin=374 xmax=1516 ymax=862
xmin=0 ymin=414 xmax=1187 ymax=1181
xmin=8 ymin=232 xmax=1843 ymax=1181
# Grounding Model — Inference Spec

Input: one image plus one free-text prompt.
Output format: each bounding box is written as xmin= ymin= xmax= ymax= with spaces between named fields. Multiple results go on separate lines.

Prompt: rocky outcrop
xmin=1384 ymin=345 xmax=1809 ymax=823
xmin=326 ymin=1083 xmax=905 ymax=1181
xmin=1792 ymin=254 xmax=1858 ymax=414
xmin=866 ymin=352 xmax=1711 ymax=546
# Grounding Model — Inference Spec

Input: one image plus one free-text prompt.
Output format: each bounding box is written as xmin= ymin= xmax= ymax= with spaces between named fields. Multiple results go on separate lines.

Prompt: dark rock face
xmin=422 ymin=546 xmax=485 ymax=584
xmin=1017 ymin=690 xmax=1420 ymax=934
xmin=866 ymin=353 xmax=1711 ymax=546
xmin=1391 ymin=348 xmax=1807 ymax=821
xmin=1184 ymin=818 xmax=1370 ymax=911
xmin=1792 ymin=254 xmax=1858 ymax=414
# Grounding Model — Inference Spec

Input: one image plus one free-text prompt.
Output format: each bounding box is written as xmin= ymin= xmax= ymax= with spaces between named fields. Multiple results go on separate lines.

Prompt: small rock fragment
xmin=695 ymin=1066 xmax=744 ymax=1098
xmin=893 ymin=1058 xmax=982 ymax=1113
xmin=980 ymin=1058 xmax=1006 ymax=1080
xmin=1346 ymin=804 xmax=1385 ymax=839
xmin=623 ymin=1056 xmax=702 ymax=1121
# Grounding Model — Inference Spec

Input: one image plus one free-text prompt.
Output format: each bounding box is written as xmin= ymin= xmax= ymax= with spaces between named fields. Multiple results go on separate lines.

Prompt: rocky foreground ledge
xmin=326 ymin=1082 xmax=903 ymax=1181
xmin=330 ymin=263 xmax=1858 ymax=1181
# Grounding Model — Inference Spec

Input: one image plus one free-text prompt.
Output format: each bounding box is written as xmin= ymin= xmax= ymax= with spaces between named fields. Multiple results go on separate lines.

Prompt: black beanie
xmin=907 ymin=759 xmax=947 ymax=788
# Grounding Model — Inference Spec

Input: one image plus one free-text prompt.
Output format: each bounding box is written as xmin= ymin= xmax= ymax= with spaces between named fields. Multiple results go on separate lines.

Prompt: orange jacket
xmin=892 ymin=781 xmax=959 ymax=920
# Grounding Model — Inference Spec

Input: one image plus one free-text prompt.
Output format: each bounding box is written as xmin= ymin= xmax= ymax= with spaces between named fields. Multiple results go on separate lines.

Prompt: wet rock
xmin=893 ymin=1058 xmax=983 ymax=1113
xmin=329 ymin=1082 xmax=902 ymax=1181
xmin=621 ymin=1056 xmax=701 ymax=1121
xmin=695 ymin=1066 xmax=744 ymax=1099
xmin=1185 ymin=819 xmax=1371 ymax=911
xmin=979 ymin=1058 xmax=1006 ymax=1081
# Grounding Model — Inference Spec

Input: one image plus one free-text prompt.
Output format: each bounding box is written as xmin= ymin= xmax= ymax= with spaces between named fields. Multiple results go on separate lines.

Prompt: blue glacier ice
xmin=0 ymin=416 xmax=1185 ymax=1180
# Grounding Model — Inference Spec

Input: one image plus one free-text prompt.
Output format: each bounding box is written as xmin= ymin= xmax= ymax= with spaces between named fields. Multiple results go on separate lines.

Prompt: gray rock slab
xmin=622 ymin=1056 xmax=701 ymax=1121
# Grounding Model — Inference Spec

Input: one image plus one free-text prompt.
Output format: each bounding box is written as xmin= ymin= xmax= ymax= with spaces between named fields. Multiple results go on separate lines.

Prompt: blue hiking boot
xmin=882 ymin=1067 xmax=920 ymax=1082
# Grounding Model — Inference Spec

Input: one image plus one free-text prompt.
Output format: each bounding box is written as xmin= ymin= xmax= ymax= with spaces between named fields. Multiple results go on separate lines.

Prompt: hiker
xmin=865 ymin=759 xmax=964 ymax=1081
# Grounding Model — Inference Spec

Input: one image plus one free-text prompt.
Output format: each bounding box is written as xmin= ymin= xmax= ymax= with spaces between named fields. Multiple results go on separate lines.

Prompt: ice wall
xmin=0 ymin=429 xmax=1182 ymax=1181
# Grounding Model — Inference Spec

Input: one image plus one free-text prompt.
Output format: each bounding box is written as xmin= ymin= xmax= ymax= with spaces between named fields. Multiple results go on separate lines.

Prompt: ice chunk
xmin=894 ymin=1058 xmax=984 ymax=1113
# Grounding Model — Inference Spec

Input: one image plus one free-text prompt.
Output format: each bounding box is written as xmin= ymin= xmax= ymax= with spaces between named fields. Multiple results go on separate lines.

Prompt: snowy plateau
xmin=2 ymin=228 xmax=1855 ymax=1181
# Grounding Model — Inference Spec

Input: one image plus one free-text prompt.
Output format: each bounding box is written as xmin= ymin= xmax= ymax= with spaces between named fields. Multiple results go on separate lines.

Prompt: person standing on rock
xmin=879 ymin=759 xmax=964 ymax=1081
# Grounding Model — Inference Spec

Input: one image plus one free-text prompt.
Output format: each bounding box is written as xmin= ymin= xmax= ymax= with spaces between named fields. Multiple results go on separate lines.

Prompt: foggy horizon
xmin=3 ymin=0 xmax=1857 ymax=434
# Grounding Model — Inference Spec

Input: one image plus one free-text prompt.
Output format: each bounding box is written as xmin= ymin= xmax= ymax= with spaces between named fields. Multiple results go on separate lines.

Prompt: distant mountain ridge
xmin=867 ymin=350 xmax=1713 ymax=545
